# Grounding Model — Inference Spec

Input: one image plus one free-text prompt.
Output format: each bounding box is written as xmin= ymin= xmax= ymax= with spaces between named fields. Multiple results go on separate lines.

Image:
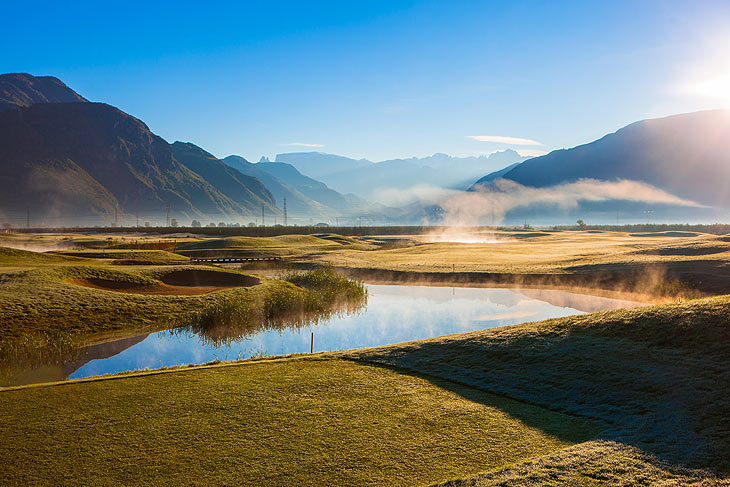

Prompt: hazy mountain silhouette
xmin=274 ymin=152 xmax=372 ymax=179
xmin=277 ymin=150 xmax=528 ymax=199
xmin=170 ymin=143 xmax=278 ymax=214
xmin=469 ymin=162 xmax=522 ymax=187
xmin=222 ymin=155 xmax=333 ymax=217
xmin=0 ymin=74 xmax=276 ymax=226
xmin=474 ymin=110 xmax=730 ymax=208
xmin=254 ymin=160 xmax=363 ymax=210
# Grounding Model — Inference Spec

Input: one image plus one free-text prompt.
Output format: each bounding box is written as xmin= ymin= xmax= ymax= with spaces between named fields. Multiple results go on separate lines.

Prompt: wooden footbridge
xmin=189 ymin=256 xmax=282 ymax=264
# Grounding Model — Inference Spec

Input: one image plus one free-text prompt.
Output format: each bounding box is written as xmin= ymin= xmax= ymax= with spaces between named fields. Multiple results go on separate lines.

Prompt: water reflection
xmin=2 ymin=284 xmax=642 ymax=386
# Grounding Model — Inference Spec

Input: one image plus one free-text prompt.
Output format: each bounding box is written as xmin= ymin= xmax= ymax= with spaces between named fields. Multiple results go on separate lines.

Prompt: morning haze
xmin=2 ymin=1 xmax=730 ymax=486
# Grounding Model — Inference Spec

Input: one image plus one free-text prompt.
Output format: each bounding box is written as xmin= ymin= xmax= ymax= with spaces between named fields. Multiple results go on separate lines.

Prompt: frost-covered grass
xmin=349 ymin=295 xmax=730 ymax=475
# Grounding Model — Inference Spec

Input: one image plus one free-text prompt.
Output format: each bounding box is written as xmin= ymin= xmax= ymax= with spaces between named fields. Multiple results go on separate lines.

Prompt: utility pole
xmin=335 ymin=216 xmax=339 ymax=227
xmin=136 ymin=215 xmax=139 ymax=228
xmin=283 ymin=197 xmax=287 ymax=226
xmin=261 ymin=205 xmax=265 ymax=226
xmin=165 ymin=205 xmax=171 ymax=227
xmin=114 ymin=207 xmax=118 ymax=227
xmin=26 ymin=208 xmax=29 ymax=228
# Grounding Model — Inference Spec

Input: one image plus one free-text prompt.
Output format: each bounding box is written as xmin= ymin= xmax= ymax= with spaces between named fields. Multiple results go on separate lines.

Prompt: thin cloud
xmin=466 ymin=135 xmax=543 ymax=146
xmin=282 ymin=142 xmax=324 ymax=148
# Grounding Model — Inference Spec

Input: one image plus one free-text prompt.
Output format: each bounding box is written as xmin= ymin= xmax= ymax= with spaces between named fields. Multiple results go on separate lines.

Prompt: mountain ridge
xmin=0 ymin=74 xmax=276 ymax=226
xmin=480 ymin=110 xmax=730 ymax=208
xmin=0 ymin=73 xmax=87 ymax=112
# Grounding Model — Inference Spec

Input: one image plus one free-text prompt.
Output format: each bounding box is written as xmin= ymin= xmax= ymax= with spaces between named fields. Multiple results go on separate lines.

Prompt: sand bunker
xmin=68 ymin=270 xmax=260 ymax=296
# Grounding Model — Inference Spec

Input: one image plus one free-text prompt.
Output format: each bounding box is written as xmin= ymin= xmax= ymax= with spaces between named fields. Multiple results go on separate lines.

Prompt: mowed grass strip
xmin=0 ymin=358 xmax=593 ymax=487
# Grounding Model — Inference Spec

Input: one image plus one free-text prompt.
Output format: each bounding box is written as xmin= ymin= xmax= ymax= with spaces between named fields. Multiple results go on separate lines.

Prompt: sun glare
xmin=690 ymin=70 xmax=730 ymax=107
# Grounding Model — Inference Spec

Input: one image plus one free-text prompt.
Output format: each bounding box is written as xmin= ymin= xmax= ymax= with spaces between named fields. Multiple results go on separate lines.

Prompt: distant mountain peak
xmin=259 ymin=156 xmax=270 ymax=163
xmin=0 ymin=73 xmax=87 ymax=111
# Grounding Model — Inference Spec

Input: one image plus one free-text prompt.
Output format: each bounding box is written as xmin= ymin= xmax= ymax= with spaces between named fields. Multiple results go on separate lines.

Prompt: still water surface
xmin=67 ymin=284 xmax=641 ymax=381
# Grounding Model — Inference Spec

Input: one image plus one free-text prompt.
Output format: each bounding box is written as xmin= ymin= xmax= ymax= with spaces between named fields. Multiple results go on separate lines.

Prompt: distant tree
xmin=218 ymin=222 xmax=226 ymax=227
xmin=247 ymin=222 xmax=256 ymax=227
xmin=170 ymin=218 xmax=179 ymax=227
xmin=144 ymin=221 xmax=151 ymax=227
xmin=206 ymin=222 xmax=216 ymax=227
xmin=191 ymin=220 xmax=201 ymax=227
xmin=2 ymin=223 xmax=11 ymax=229
xmin=577 ymin=219 xmax=586 ymax=228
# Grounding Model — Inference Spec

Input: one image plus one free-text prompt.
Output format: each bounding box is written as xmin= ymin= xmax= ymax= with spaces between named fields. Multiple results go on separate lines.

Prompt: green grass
xmin=5 ymin=231 xmax=730 ymax=484
xmin=0 ymin=358 xmax=594 ymax=487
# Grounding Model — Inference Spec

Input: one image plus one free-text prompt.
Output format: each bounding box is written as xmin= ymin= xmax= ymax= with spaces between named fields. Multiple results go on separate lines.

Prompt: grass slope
xmin=348 ymin=295 xmax=730 ymax=474
xmin=0 ymin=359 xmax=593 ymax=487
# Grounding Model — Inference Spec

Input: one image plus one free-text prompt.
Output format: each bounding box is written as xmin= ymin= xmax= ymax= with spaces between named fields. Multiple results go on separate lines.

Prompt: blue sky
xmin=3 ymin=0 xmax=730 ymax=162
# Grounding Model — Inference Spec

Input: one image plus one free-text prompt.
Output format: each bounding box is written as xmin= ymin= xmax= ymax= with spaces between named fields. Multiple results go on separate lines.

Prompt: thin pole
xmin=310 ymin=332 xmax=313 ymax=354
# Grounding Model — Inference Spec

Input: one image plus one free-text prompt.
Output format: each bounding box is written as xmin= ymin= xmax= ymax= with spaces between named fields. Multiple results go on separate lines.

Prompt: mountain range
xmin=275 ymin=150 xmax=530 ymax=200
xmin=222 ymin=155 xmax=371 ymax=219
xmin=0 ymin=73 xmax=285 ymax=226
xmin=2 ymin=72 xmax=730 ymax=227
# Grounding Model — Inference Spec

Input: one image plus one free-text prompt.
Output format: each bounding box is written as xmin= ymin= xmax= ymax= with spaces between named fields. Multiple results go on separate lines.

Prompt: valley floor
xmin=3 ymin=295 xmax=730 ymax=485
xmin=3 ymin=230 xmax=730 ymax=485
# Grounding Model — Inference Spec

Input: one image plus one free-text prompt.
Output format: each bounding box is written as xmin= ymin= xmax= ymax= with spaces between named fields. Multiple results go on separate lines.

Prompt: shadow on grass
xmin=349 ymin=358 xmax=600 ymax=446
xmin=347 ymin=316 xmax=730 ymax=474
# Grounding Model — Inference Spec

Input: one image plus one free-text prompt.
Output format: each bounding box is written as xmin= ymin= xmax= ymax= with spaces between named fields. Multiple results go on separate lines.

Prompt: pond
xmin=2 ymin=284 xmax=642 ymax=386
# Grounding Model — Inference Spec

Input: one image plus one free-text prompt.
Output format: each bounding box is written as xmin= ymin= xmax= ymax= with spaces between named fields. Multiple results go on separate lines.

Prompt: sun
xmin=689 ymin=70 xmax=730 ymax=107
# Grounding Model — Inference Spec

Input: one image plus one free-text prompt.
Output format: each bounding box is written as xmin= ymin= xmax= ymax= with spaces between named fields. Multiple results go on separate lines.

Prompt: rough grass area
xmin=0 ymin=359 xmax=593 ymax=487
xmin=347 ymin=295 xmax=730 ymax=474
xmin=433 ymin=440 xmax=723 ymax=486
